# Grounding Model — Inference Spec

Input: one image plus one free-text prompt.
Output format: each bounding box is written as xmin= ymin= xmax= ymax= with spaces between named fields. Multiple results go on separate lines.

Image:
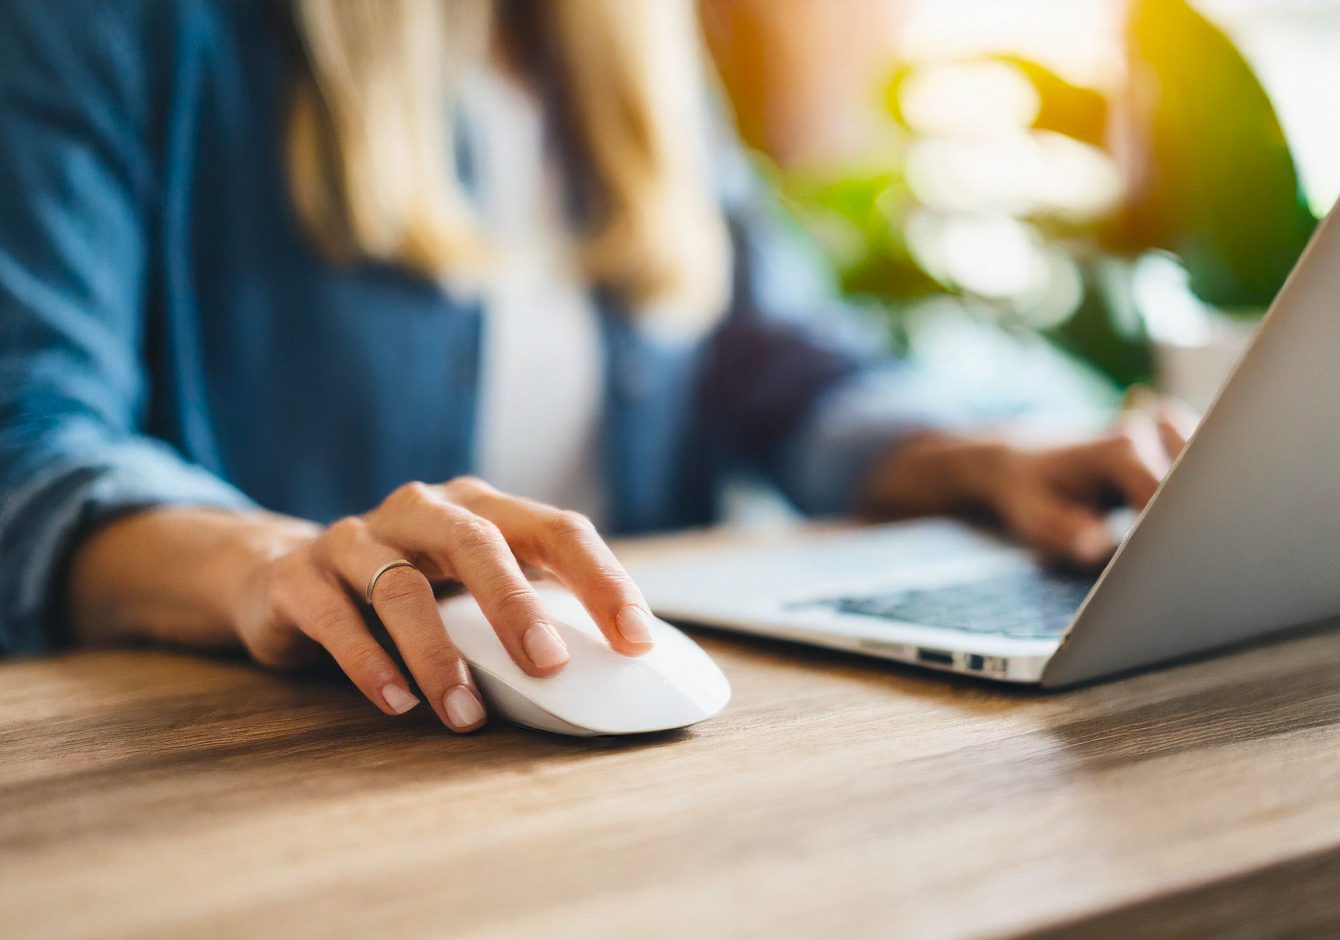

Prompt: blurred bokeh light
xmin=901 ymin=0 xmax=1340 ymax=211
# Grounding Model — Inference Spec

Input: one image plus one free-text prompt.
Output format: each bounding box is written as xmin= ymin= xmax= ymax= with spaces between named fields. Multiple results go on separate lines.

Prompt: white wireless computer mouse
xmin=437 ymin=584 xmax=731 ymax=736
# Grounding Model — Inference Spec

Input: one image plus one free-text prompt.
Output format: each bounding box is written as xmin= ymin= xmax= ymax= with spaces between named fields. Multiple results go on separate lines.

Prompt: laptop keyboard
xmin=800 ymin=570 xmax=1097 ymax=639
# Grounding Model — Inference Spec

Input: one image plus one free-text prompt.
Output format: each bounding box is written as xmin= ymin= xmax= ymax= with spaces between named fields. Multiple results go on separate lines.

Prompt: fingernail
xmin=443 ymin=685 xmax=486 ymax=731
xmin=381 ymin=683 xmax=420 ymax=715
xmin=523 ymin=623 xmax=569 ymax=670
xmin=616 ymin=605 xmax=656 ymax=647
xmin=1074 ymin=526 xmax=1114 ymax=565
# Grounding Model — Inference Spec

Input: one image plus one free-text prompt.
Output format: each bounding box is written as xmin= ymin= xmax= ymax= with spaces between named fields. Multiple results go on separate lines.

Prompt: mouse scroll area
xmin=467 ymin=665 xmax=604 ymax=736
xmin=438 ymin=586 xmax=731 ymax=737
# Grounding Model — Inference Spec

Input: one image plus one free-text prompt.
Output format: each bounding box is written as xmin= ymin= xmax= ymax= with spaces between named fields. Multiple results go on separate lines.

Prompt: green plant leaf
xmin=1123 ymin=0 xmax=1316 ymax=312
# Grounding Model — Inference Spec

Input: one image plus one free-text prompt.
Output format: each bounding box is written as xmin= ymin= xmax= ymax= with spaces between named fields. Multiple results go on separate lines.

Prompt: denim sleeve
xmin=0 ymin=3 xmax=254 ymax=655
xmin=698 ymin=142 xmax=960 ymax=517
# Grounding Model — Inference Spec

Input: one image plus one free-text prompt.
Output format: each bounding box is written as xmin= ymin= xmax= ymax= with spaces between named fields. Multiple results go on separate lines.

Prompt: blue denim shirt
xmin=0 ymin=1 xmax=971 ymax=654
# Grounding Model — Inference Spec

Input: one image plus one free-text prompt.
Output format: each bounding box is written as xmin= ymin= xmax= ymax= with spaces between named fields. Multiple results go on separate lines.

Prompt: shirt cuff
xmin=0 ymin=436 xmax=256 ymax=655
xmin=778 ymin=364 xmax=976 ymax=517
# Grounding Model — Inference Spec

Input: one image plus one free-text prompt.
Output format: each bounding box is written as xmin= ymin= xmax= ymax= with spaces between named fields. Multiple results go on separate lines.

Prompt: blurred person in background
xmin=0 ymin=0 xmax=1189 ymax=733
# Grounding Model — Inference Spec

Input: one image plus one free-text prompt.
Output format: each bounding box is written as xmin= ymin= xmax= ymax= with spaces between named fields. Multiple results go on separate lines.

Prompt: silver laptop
xmin=629 ymin=205 xmax=1340 ymax=688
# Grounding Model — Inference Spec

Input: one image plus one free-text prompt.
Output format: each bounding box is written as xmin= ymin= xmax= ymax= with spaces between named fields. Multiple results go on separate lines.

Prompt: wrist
xmin=216 ymin=514 xmax=320 ymax=637
xmin=68 ymin=508 xmax=318 ymax=649
xmin=860 ymin=431 xmax=1016 ymax=518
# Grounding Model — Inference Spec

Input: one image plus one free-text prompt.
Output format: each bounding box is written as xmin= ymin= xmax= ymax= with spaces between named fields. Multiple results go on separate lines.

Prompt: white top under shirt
xmin=466 ymin=70 xmax=606 ymax=526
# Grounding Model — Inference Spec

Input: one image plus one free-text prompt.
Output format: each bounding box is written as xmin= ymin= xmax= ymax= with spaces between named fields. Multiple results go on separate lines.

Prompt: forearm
xmin=67 ymin=507 xmax=318 ymax=649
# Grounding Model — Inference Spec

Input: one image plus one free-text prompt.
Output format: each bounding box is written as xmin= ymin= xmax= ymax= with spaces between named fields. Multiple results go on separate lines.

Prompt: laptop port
xmin=917 ymin=648 xmax=955 ymax=667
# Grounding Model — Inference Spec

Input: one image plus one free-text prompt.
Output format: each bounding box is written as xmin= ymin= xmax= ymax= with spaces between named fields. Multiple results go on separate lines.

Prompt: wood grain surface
xmin=4 ymin=525 xmax=1340 ymax=939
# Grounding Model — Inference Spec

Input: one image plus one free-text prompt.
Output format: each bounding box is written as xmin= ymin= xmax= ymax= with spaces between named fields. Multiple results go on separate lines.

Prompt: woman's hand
xmin=863 ymin=404 xmax=1196 ymax=567
xmin=230 ymin=477 xmax=656 ymax=732
xmin=70 ymin=477 xmax=655 ymax=734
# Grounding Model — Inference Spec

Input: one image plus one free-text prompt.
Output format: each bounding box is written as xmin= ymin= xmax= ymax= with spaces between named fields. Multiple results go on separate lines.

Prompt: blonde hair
xmin=286 ymin=0 xmax=730 ymax=321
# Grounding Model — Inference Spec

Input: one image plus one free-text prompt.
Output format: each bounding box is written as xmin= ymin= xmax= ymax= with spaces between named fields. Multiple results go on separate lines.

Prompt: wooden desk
xmin=4 ymin=524 xmax=1340 ymax=939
